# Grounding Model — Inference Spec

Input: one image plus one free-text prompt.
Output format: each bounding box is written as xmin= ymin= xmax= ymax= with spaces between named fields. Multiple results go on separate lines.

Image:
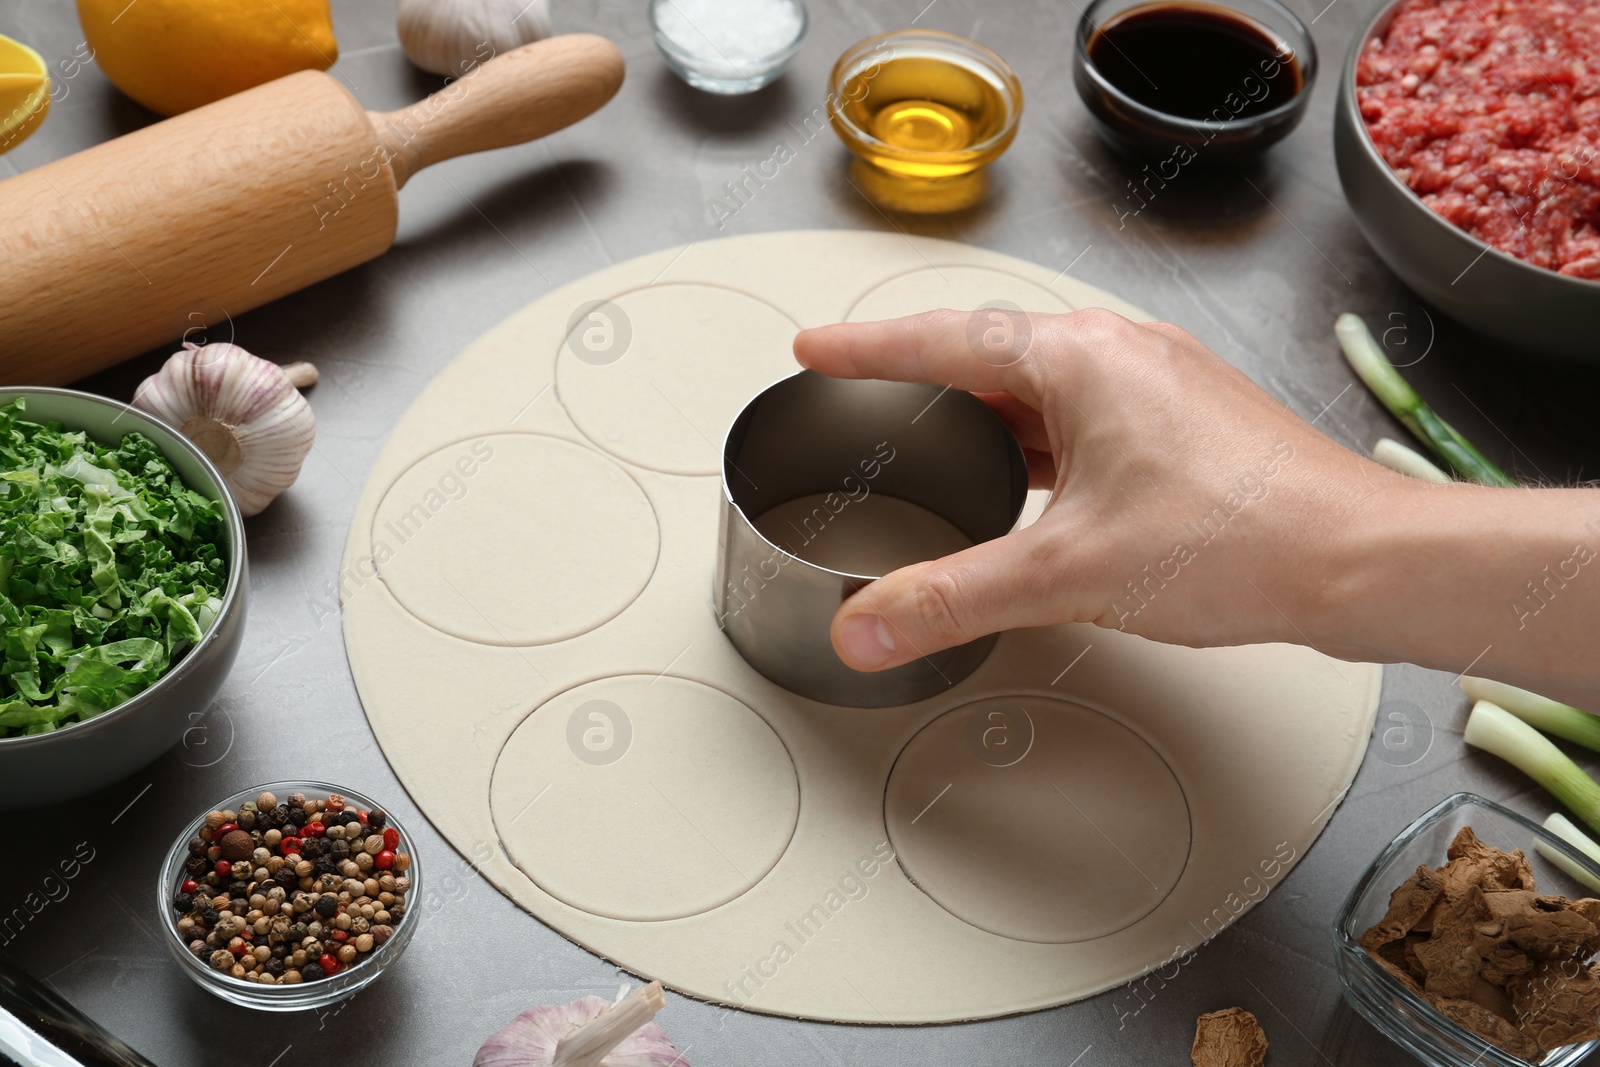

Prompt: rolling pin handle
xmin=371 ymin=33 xmax=625 ymax=189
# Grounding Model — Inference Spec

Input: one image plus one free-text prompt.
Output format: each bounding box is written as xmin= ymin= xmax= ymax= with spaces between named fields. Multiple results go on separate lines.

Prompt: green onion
xmin=1463 ymin=700 xmax=1600 ymax=833
xmin=1536 ymin=813 xmax=1600 ymax=894
xmin=1371 ymin=437 xmax=1451 ymax=483
xmin=1461 ymin=676 xmax=1600 ymax=754
xmin=1335 ymin=314 xmax=1515 ymax=487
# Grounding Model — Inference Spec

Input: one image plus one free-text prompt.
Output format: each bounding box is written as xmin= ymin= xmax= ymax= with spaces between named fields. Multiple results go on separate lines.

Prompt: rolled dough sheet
xmin=340 ymin=230 xmax=1381 ymax=1023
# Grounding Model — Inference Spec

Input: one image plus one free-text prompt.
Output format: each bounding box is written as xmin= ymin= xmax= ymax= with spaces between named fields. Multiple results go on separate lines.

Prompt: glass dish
xmin=156 ymin=780 xmax=421 ymax=1011
xmin=827 ymin=29 xmax=1022 ymax=212
xmin=1333 ymin=792 xmax=1600 ymax=1067
xmin=1072 ymin=0 xmax=1317 ymax=162
xmin=650 ymin=0 xmax=808 ymax=95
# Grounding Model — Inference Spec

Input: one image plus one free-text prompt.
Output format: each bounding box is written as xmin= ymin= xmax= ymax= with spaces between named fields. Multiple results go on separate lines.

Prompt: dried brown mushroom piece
xmin=1431 ymin=996 xmax=1543 ymax=1061
xmin=1482 ymin=890 xmax=1599 ymax=961
xmin=1191 ymin=1007 xmax=1267 ymax=1067
xmin=1368 ymin=933 xmax=1426 ymax=994
xmin=1566 ymin=898 xmax=1600 ymax=955
xmin=1466 ymin=976 xmax=1517 ymax=1020
xmin=1360 ymin=825 xmax=1600 ymax=1061
xmin=1359 ymin=863 xmax=1446 ymax=953
xmin=1402 ymin=933 xmax=1432 ymax=984
xmin=1568 ymin=898 xmax=1600 ymax=924
xmin=1447 ymin=827 xmax=1537 ymax=892
xmin=1412 ymin=873 xmax=1493 ymax=999
xmin=1510 ymin=959 xmax=1600 ymax=1052
xmin=1479 ymin=937 xmax=1537 ymax=987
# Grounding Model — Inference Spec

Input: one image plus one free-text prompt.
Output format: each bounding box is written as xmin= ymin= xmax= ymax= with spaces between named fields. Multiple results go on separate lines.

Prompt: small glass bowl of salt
xmin=650 ymin=0 xmax=808 ymax=94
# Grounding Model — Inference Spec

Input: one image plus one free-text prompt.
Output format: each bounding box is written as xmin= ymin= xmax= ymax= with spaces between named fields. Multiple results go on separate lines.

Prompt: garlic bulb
xmin=397 ymin=0 xmax=553 ymax=76
xmin=132 ymin=342 xmax=316 ymax=518
xmin=474 ymin=982 xmax=687 ymax=1067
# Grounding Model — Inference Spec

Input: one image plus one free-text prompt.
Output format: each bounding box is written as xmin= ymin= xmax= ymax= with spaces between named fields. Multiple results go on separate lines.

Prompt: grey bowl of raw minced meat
xmin=1333 ymin=0 xmax=1600 ymax=359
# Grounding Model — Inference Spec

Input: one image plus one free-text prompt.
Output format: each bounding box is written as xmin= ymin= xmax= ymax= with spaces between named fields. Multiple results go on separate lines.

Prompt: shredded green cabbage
xmin=0 ymin=398 xmax=228 ymax=738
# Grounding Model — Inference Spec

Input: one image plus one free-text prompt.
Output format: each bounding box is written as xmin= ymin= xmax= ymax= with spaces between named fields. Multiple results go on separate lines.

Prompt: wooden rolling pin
xmin=0 ymin=34 xmax=624 ymax=385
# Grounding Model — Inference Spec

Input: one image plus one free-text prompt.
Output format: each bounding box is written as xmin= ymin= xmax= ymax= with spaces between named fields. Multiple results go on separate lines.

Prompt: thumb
xmin=830 ymin=524 xmax=1056 ymax=672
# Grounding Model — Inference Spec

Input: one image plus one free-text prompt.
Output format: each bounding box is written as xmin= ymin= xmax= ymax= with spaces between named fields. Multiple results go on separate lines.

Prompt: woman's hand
xmin=794 ymin=307 xmax=1391 ymax=670
xmin=796 ymin=306 xmax=1600 ymax=711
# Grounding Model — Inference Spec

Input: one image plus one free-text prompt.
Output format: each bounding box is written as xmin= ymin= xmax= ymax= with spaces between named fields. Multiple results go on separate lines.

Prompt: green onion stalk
xmin=1371 ymin=437 xmax=1451 ymax=484
xmin=1461 ymin=676 xmax=1600 ymax=754
xmin=1537 ymin=813 xmax=1600 ymax=894
xmin=1463 ymin=700 xmax=1600 ymax=834
xmin=1334 ymin=313 xmax=1516 ymax=487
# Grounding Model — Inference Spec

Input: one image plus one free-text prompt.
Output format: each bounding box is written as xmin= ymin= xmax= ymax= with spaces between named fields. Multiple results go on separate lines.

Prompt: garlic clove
xmin=397 ymin=0 xmax=554 ymax=77
xmin=283 ymin=361 xmax=319 ymax=388
xmin=474 ymin=982 xmax=686 ymax=1067
xmin=132 ymin=342 xmax=316 ymax=518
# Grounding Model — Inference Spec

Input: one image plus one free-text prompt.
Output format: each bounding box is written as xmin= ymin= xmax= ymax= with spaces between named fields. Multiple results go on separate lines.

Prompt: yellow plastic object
xmin=76 ymin=0 xmax=338 ymax=117
xmin=0 ymin=35 xmax=50 ymax=154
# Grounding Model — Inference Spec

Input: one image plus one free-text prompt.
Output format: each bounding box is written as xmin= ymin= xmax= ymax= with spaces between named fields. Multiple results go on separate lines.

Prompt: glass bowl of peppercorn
xmin=156 ymin=781 xmax=420 ymax=1010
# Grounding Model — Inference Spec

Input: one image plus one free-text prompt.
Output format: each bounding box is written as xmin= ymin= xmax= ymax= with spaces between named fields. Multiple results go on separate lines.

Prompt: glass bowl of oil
xmin=828 ymin=30 xmax=1022 ymax=213
xmin=1072 ymin=0 xmax=1317 ymax=163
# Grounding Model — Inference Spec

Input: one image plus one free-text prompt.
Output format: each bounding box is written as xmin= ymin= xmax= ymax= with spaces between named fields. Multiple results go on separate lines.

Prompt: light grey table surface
xmin=4 ymin=0 xmax=1600 ymax=1064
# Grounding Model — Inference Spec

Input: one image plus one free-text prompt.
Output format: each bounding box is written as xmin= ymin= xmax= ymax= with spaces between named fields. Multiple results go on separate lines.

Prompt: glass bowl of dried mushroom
xmin=157 ymin=781 xmax=421 ymax=1010
xmin=1334 ymin=792 xmax=1600 ymax=1067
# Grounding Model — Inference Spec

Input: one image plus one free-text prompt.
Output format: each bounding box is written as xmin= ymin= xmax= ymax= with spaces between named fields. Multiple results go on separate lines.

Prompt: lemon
xmin=0 ymin=34 xmax=50 ymax=154
xmin=76 ymin=0 xmax=338 ymax=117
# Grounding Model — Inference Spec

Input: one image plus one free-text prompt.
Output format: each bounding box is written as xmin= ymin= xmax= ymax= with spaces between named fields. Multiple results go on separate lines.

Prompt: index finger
xmin=793 ymin=308 xmax=1044 ymax=408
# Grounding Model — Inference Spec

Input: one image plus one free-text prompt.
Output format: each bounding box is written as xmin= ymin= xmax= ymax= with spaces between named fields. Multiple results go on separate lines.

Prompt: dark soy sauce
xmin=1087 ymin=3 xmax=1302 ymax=120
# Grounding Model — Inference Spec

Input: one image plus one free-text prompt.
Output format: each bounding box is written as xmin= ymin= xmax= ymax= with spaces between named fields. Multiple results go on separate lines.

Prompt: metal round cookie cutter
xmin=716 ymin=370 xmax=1028 ymax=707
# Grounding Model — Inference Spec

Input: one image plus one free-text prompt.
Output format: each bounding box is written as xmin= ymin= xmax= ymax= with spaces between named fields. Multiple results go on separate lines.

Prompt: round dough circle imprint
xmin=490 ymin=675 xmax=800 ymax=921
xmin=846 ymin=265 xmax=1076 ymax=322
xmin=556 ymin=283 xmax=802 ymax=477
xmin=885 ymin=695 xmax=1191 ymax=943
xmin=371 ymin=434 xmax=659 ymax=645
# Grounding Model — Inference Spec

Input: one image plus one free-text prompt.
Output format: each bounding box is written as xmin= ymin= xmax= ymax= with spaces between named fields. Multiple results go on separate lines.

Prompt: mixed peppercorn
xmin=171 ymin=790 xmax=412 ymax=984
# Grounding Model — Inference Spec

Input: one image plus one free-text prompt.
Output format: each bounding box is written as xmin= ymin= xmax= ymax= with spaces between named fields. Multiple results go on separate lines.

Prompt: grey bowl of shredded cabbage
xmin=0 ymin=388 xmax=247 ymax=808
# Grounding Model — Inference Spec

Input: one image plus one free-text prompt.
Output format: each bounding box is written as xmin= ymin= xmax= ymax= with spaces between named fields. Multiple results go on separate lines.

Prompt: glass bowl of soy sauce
xmin=1072 ymin=0 xmax=1316 ymax=163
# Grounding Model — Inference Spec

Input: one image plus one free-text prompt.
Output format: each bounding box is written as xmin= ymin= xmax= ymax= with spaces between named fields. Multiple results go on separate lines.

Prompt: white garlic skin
xmin=473 ymin=995 xmax=686 ymax=1067
xmin=133 ymin=343 xmax=315 ymax=518
xmin=397 ymin=0 xmax=554 ymax=76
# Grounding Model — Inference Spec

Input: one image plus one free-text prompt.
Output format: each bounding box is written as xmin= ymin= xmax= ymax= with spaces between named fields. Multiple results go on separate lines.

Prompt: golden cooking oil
xmin=835 ymin=55 xmax=1014 ymax=180
xmin=829 ymin=31 xmax=1021 ymax=212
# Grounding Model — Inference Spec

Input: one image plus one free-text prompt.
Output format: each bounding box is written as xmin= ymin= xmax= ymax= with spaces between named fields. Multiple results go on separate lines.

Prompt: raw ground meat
xmin=1357 ymin=0 xmax=1600 ymax=279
